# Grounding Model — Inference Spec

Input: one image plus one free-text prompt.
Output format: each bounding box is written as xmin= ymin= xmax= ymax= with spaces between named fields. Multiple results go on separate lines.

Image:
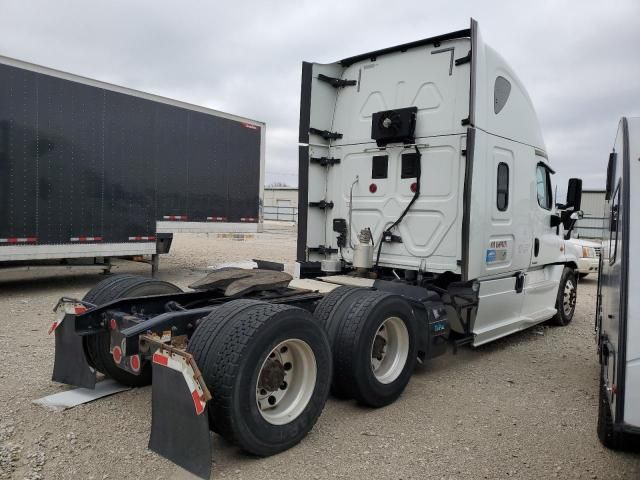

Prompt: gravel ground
xmin=1 ymin=222 xmax=639 ymax=479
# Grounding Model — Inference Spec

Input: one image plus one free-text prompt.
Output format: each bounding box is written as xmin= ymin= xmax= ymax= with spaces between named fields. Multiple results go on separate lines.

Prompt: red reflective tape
xmin=70 ymin=236 xmax=102 ymax=242
xmin=192 ymin=390 xmax=205 ymax=415
xmin=128 ymin=236 xmax=156 ymax=241
xmin=48 ymin=321 xmax=59 ymax=335
xmin=163 ymin=215 xmax=187 ymax=221
xmin=0 ymin=238 xmax=37 ymax=243
xmin=243 ymin=123 xmax=258 ymax=130
xmin=152 ymin=352 xmax=169 ymax=366
xmin=74 ymin=306 xmax=87 ymax=315
xmin=206 ymin=216 xmax=227 ymax=222
xmin=240 ymin=217 xmax=257 ymax=222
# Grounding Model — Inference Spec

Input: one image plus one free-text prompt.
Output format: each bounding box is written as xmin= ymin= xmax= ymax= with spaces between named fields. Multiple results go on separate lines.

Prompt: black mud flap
xmin=149 ymin=362 xmax=212 ymax=479
xmin=52 ymin=315 xmax=97 ymax=389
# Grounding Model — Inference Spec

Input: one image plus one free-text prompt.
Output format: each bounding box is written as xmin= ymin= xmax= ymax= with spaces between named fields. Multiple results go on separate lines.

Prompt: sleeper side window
xmin=494 ymin=76 xmax=511 ymax=114
xmin=496 ymin=162 xmax=509 ymax=211
xmin=536 ymin=165 xmax=552 ymax=210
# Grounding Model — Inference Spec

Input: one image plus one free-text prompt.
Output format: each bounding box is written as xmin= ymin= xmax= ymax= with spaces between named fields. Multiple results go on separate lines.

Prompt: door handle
xmin=534 ymin=238 xmax=540 ymax=257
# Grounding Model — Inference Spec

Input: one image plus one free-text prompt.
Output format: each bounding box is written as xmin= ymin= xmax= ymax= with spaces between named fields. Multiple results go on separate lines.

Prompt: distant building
xmin=264 ymin=187 xmax=298 ymax=222
xmin=575 ymin=190 xmax=606 ymax=239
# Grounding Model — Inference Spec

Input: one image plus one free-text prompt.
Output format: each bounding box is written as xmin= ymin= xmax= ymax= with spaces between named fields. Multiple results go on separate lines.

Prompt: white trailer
xmin=596 ymin=116 xmax=640 ymax=448
xmin=50 ymin=19 xmax=585 ymax=477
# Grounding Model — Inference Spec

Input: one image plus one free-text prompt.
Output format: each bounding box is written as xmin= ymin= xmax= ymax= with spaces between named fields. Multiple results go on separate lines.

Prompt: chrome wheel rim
xmin=563 ymin=279 xmax=576 ymax=317
xmin=256 ymin=339 xmax=316 ymax=425
xmin=370 ymin=316 xmax=410 ymax=384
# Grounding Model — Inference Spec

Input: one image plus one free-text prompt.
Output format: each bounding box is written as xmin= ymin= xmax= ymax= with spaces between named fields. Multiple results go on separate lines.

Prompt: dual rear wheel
xmin=187 ymin=300 xmax=332 ymax=456
xmin=81 ymin=276 xmax=417 ymax=457
xmin=79 ymin=275 xmax=333 ymax=457
xmin=313 ymin=286 xmax=418 ymax=407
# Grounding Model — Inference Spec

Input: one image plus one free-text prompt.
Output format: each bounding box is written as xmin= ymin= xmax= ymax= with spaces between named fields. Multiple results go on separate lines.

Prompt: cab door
xmin=530 ymin=162 xmax=562 ymax=266
xmin=520 ymin=160 xmax=563 ymax=321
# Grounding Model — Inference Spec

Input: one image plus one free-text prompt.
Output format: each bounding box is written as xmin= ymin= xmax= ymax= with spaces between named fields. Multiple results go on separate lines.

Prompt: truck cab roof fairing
xmin=471 ymin=21 xmax=547 ymax=153
xmin=300 ymin=19 xmax=546 ymax=154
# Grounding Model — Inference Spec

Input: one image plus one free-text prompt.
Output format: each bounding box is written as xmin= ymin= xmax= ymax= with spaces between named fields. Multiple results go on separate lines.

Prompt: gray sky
xmin=1 ymin=0 xmax=638 ymax=193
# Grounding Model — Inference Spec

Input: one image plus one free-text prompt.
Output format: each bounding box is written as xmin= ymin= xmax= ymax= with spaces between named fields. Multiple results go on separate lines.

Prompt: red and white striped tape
xmin=70 ymin=236 xmax=102 ymax=242
xmin=128 ymin=236 xmax=156 ymax=241
xmin=243 ymin=123 xmax=258 ymax=130
xmin=206 ymin=216 xmax=228 ymax=222
xmin=163 ymin=215 xmax=188 ymax=221
xmin=0 ymin=237 xmax=37 ymax=244
xmin=240 ymin=217 xmax=257 ymax=222
xmin=152 ymin=350 xmax=207 ymax=415
xmin=49 ymin=301 xmax=87 ymax=335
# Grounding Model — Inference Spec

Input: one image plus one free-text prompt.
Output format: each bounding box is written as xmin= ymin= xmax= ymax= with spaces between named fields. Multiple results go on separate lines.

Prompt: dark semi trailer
xmin=0 ymin=55 xmax=265 ymax=274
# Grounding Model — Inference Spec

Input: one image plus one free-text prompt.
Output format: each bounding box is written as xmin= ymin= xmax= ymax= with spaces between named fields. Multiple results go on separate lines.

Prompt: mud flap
xmin=149 ymin=355 xmax=212 ymax=479
xmin=52 ymin=315 xmax=97 ymax=389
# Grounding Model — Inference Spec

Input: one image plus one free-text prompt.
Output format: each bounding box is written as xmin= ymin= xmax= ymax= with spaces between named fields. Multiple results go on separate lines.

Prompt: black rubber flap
xmin=52 ymin=316 xmax=96 ymax=389
xmin=149 ymin=362 xmax=212 ymax=479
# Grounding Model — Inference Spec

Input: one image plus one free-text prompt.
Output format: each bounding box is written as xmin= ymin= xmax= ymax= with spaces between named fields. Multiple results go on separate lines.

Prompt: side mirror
xmin=565 ymin=178 xmax=582 ymax=210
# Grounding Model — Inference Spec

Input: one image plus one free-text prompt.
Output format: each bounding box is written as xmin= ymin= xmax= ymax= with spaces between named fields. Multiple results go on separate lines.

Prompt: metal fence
xmin=262 ymin=207 xmax=605 ymax=234
xmin=575 ymin=216 xmax=605 ymax=239
xmin=264 ymin=205 xmax=298 ymax=222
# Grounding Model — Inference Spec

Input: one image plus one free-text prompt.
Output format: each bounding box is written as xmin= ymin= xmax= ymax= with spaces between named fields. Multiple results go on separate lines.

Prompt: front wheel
xmin=550 ymin=267 xmax=577 ymax=326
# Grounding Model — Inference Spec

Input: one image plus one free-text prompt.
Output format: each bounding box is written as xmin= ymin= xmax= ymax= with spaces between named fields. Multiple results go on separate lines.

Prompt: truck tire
xmin=188 ymin=301 xmax=332 ymax=456
xmin=82 ymin=274 xmax=182 ymax=386
xmin=313 ymin=286 xmax=372 ymax=398
xmin=597 ymin=373 xmax=628 ymax=449
xmin=332 ymin=290 xmax=418 ymax=407
xmin=550 ymin=267 xmax=577 ymax=326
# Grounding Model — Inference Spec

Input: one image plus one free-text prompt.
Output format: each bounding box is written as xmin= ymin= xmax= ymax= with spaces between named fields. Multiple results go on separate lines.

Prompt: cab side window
xmin=536 ymin=165 xmax=552 ymax=210
xmin=496 ymin=162 xmax=509 ymax=211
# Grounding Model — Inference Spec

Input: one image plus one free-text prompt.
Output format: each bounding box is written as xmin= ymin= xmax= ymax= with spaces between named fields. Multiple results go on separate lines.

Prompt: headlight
xmin=582 ymin=246 xmax=595 ymax=258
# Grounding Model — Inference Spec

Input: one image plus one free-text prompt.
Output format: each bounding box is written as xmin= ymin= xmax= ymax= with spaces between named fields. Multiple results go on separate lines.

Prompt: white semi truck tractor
xmin=49 ymin=19 xmax=583 ymax=477
xmin=596 ymin=117 xmax=640 ymax=448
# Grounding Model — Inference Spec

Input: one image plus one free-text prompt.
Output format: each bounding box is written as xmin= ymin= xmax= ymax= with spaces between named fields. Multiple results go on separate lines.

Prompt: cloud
xmin=1 ymin=0 xmax=638 ymax=188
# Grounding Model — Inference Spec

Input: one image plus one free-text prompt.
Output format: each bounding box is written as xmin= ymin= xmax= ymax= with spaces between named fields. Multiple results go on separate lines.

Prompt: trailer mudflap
xmin=52 ymin=317 xmax=97 ymax=388
xmin=149 ymin=347 xmax=212 ymax=479
xmin=51 ymin=300 xmax=97 ymax=389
